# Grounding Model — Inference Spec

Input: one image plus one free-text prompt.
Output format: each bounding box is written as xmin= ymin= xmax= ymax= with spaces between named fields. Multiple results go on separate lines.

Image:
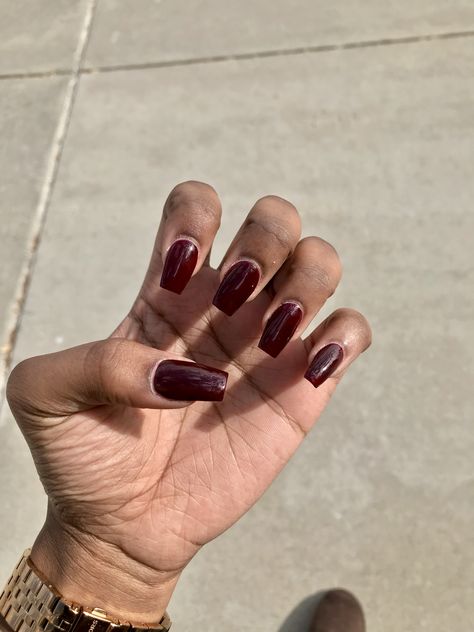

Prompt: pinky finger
xmin=303 ymin=308 xmax=372 ymax=389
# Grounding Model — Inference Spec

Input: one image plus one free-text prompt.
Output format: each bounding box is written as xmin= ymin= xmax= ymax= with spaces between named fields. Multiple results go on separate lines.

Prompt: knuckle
xmin=6 ymin=359 xmax=31 ymax=410
xmin=303 ymin=263 xmax=334 ymax=296
xmin=253 ymin=195 xmax=301 ymax=236
xmin=165 ymin=181 xmax=221 ymax=227
xmin=301 ymin=236 xmax=342 ymax=277
xmin=320 ymin=239 xmax=342 ymax=274
xmin=84 ymin=339 xmax=125 ymax=399
xmin=168 ymin=180 xmax=217 ymax=200
xmin=291 ymin=237 xmax=342 ymax=297
xmin=332 ymin=308 xmax=372 ymax=350
xmin=245 ymin=216 xmax=294 ymax=253
xmin=255 ymin=194 xmax=298 ymax=215
xmin=287 ymin=257 xmax=332 ymax=295
xmin=184 ymin=179 xmax=219 ymax=198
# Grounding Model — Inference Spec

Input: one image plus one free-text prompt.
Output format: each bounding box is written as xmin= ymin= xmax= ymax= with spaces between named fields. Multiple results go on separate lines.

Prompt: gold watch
xmin=0 ymin=551 xmax=171 ymax=632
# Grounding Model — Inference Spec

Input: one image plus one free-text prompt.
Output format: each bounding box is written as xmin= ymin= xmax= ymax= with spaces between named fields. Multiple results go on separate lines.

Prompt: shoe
xmin=310 ymin=588 xmax=365 ymax=632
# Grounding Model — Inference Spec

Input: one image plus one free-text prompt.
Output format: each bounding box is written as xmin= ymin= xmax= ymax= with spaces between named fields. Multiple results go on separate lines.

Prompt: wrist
xmin=30 ymin=512 xmax=180 ymax=625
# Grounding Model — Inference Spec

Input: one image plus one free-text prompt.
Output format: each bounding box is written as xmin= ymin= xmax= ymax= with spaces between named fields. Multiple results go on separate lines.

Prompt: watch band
xmin=0 ymin=551 xmax=171 ymax=632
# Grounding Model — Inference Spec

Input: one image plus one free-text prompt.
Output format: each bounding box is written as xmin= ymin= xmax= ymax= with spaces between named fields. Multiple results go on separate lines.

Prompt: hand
xmin=7 ymin=182 xmax=371 ymax=624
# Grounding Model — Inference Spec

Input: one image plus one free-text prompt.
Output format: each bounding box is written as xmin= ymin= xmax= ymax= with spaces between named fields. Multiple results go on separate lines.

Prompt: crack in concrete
xmin=0 ymin=28 xmax=474 ymax=81
xmin=0 ymin=0 xmax=98 ymax=410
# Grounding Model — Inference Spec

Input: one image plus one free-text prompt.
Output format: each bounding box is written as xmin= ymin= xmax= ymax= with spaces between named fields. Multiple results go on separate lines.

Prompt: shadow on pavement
xmin=278 ymin=590 xmax=327 ymax=632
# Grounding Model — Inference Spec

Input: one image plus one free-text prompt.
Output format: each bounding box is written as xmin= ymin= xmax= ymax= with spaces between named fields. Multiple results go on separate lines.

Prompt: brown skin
xmin=6 ymin=182 xmax=371 ymax=625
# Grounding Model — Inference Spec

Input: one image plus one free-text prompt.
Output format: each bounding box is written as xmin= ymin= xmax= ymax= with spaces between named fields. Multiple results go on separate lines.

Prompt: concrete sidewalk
xmin=1 ymin=2 xmax=474 ymax=630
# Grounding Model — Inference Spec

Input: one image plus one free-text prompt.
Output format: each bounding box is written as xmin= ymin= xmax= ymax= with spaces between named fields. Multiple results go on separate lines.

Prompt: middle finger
xmin=212 ymin=195 xmax=301 ymax=316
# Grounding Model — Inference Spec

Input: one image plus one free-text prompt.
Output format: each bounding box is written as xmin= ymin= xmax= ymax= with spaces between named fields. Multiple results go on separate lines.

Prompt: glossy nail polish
xmin=258 ymin=302 xmax=303 ymax=358
xmin=153 ymin=360 xmax=228 ymax=401
xmin=160 ymin=239 xmax=198 ymax=294
xmin=304 ymin=343 xmax=343 ymax=388
xmin=212 ymin=260 xmax=260 ymax=316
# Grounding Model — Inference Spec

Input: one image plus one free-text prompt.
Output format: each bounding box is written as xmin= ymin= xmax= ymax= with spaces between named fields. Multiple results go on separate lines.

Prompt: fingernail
xmin=153 ymin=360 xmax=228 ymax=401
xmin=304 ymin=343 xmax=344 ymax=388
xmin=212 ymin=261 xmax=260 ymax=316
xmin=160 ymin=239 xmax=198 ymax=294
xmin=258 ymin=302 xmax=303 ymax=358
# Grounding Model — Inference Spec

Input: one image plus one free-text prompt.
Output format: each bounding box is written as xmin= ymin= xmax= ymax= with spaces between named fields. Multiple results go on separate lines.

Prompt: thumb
xmin=6 ymin=338 xmax=228 ymax=419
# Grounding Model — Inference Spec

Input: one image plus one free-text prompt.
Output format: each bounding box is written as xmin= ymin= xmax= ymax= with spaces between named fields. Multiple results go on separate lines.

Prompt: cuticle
xmin=166 ymin=235 xmax=200 ymax=255
xmin=281 ymin=299 xmax=305 ymax=313
xmin=224 ymin=257 xmax=262 ymax=277
xmin=149 ymin=359 xmax=163 ymax=396
xmin=264 ymin=299 xmax=304 ymax=326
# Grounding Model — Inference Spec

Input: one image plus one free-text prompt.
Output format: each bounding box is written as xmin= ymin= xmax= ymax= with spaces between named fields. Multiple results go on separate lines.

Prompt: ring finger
xmin=258 ymin=236 xmax=342 ymax=357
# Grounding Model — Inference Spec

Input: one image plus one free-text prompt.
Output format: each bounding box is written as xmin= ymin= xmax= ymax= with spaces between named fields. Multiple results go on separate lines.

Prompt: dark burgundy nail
xmin=160 ymin=239 xmax=198 ymax=294
xmin=212 ymin=260 xmax=260 ymax=316
xmin=153 ymin=360 xmax=228 ymax=401
xmin=258 ymin=302 xmax=303 ymax=358
xmin=304 ymin=343 xmax=344 ymax=388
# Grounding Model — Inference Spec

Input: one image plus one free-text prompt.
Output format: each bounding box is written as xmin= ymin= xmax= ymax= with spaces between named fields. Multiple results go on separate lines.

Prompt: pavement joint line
xmin=0 ymin=0 xmax=98 ymax=412
xmin=80 ymin=28 xmax=474 ymax=74
xmin=0 ymin=68 xmax=72 ymax=80
xmin=0 ymin=27 xmax=474 ymax=81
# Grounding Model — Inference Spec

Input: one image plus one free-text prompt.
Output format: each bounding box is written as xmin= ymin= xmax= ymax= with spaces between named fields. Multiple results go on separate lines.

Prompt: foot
xmin=310 ymin=589 xmax=365 ymax=632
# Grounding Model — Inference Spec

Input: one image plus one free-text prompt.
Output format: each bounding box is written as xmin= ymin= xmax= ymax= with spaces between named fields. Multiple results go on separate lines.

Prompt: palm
xmin=35 ymin=265 xmax=332 ymax=573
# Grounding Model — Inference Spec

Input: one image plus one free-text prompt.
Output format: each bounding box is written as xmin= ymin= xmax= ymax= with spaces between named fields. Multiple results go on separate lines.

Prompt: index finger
xmin=146 ymin=181 xmax=222 ymax=295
